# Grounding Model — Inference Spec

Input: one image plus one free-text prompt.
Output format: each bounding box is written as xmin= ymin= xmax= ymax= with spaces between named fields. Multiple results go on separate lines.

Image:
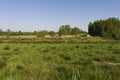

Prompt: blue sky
xmin=0 ymin=0 xmax=120 ymax=32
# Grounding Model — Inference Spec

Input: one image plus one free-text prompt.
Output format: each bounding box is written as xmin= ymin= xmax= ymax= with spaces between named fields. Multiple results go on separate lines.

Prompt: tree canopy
xmin=88 ymin=17 xmax=120 ymax=40
xmin=58 ymin=25 xmax=85 ymax=36
xmin=36 ymin=30 xmax=48 ymax=37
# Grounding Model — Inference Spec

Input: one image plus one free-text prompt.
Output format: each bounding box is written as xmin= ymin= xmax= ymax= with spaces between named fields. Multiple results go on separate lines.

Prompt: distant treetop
xmin=88 ymin=17 xmax=120 ymax=40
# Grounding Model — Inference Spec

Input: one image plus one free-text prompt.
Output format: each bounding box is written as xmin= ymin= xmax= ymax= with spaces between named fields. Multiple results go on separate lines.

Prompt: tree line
xmin=88 ymin=17 xmax=120 ymax=40
xmin=0 ymin=17 xmax=120 ymax=39
xmin=0 ymin=25 xmax=86 ymax=37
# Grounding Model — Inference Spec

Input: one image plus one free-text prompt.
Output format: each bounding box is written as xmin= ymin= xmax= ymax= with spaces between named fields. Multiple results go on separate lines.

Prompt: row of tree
xmin=0 ymin=29 xmax=37 ymax=36
xmin=37 ymin=25 xmax=86 ymax=37
xmin=0 ymin=25 xmax=86 ymax=37
xmin=88 ymin=17 xmax=120 ymax=40
xmin=1 ymin=17 xmax=120 ymax=39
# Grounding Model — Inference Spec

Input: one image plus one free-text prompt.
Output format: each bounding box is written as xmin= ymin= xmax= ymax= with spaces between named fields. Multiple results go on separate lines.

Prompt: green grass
xmin=0 ymin=38 xmax=120 ymax=80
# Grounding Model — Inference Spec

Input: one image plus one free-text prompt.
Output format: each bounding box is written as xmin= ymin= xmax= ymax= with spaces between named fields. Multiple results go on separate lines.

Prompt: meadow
xmin=0 ymin=37 xmax=120 ymax=80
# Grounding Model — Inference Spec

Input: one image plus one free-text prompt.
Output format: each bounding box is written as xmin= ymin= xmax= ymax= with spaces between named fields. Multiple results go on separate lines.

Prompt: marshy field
xmin=0 ymin=37 xmax=120 ymax=80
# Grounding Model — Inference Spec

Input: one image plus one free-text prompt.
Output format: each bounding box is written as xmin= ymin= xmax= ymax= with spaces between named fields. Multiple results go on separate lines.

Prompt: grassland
xmin=0 ymin=37 xmax=120 ymax=80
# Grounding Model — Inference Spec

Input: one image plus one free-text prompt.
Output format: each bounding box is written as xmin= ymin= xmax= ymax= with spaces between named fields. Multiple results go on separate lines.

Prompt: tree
xmin=0 ymin=28 xmax=3 ymax=36
xmin=34 ymin=30 xmax=37 ymax=35
xmin=71 ymin=27 xmax=81 ymax=35
xmin=36 ymin=30 xmax=48 ymax=37
xmin=49 ymin=31 xmax=56 ymax=37
xmin=58 ymin=25 xmax=86 ymax=36
xmin=88 ymin=17 xmax=120 ymax=40
xmin=18 ymin=30 xmax=22 ymax=35
xmin=6 ymin=29 xmax=11 ymax=38
xmin=58 ymin=25 xmax=72 ymax=36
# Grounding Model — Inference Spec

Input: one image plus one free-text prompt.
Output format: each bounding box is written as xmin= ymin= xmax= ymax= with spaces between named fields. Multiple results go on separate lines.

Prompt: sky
xmin=0 ymin=0 xmax=120 ymax=32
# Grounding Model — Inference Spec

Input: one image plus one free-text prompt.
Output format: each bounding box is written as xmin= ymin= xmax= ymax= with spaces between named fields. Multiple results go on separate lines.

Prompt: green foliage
xmin=0 ymin=24 xmax=87 ymax=37
xmin=88 ymin=17 xmax=120 ymax=40
xmin=6 ymin=29 xmax=11 ymax=38
xmin=49 ymin=31 xmax=56 ymax=37
xmin=58 ymin=25 xmax=85 ymax=36
xmin=58 ymin=25 xmax=72 ymax=36
xmin=36 ymin=30 xmax=48 ymax=37
xmin=71 ymin=27 xmax=81 ymax=35
xmin=0 ymin=28 xmax=3 ymax=36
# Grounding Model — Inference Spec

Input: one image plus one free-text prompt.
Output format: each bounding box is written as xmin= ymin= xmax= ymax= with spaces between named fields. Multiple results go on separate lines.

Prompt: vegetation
xmin=49 ymin=31 xmax=57 ymax=37
xmin=58 ymin=25 xmax=86 ymax=36
xmin=0 ymin=17 xmax=120 ymax=80
xmin=88 ymin=17 xmax=120 ymax=40
xmin=36 ymin=30 xmax=49 ymax=37
xmin=0 ymin=17 xmax=120 ymax=40
xmin=0 ymin=25 xmax=86 ymax=39
xmin=0 ymin=38 xmax=120 ymax=80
